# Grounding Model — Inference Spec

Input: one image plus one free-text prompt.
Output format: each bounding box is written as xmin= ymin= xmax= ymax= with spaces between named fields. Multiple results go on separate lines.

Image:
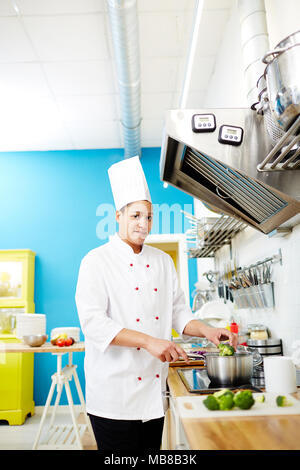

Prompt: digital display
xmin=218 ymin=124 xmax=243 ymax=145
xmin=192 ymin=114 xmax=216 ymax=133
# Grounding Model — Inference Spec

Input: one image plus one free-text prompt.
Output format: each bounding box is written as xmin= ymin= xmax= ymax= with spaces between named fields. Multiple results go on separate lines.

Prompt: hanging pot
xmin=262 ymin=42 xmax=300 ymax=131
xmin=275 ymin=30 xmax=300 ymax=50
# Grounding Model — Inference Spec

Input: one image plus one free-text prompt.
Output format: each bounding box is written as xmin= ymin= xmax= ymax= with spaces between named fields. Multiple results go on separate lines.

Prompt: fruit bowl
xmin=22 ymin=334 xmax=48 ymax=347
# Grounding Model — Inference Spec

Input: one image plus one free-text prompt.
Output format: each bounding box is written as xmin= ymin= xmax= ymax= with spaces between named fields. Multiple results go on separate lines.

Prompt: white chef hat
xmin=108 ymin=156 xmax=152 ymax=211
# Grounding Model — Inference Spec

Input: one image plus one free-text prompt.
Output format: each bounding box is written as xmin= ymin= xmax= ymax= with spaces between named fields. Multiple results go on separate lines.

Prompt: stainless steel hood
xmin=160 ymin=108 xmax=300 ymax=234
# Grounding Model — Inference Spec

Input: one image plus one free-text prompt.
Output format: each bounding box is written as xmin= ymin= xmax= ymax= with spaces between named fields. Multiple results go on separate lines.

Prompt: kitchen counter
xmin=166 ymin=364 xmax=300 ymax=450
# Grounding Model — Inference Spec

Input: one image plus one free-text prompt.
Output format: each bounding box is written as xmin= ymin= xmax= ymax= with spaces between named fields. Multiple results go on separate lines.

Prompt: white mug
xmin=263 ymin=356 xmax=297 ymax=394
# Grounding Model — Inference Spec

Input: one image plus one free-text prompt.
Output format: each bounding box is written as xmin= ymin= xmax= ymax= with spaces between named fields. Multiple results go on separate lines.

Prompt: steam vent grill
xmin=182 ymin=147 xmax=288 ymax=225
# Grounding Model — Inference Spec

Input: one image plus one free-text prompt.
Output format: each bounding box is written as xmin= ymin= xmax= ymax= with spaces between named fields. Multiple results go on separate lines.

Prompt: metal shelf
xmin=257 ymin=115 xmax=300 ymax=171
xmin=183 ymin=212 xmax=247 ymax=258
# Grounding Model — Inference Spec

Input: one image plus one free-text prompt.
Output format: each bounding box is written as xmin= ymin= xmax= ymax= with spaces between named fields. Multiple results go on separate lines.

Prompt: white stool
xmin=32 ymin=351 xmax=95 ymax=450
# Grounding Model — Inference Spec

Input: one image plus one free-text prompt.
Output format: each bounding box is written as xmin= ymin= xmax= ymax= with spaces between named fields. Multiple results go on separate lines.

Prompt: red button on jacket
xmin=135 ymin=287 xmax=139 ymax=290
xmin=146 ymin=264 xmax=150 ymax=268
xmin=155 ymin=316 xmax=159 ymax=320
xmin=154 ymin=288 xmax=158 ymax=292
xmin=156 ymin=374 xmax=160 ymax=378
xmin=138 ymin=377 xmax=142 ymax=381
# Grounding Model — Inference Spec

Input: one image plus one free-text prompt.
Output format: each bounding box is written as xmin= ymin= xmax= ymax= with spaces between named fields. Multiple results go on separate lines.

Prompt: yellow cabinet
xmin=0 ymin=250 xmax=36 ymax=425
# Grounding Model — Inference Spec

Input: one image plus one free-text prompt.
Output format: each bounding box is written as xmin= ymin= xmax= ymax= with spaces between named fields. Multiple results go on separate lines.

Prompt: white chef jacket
xmin=75 ymin=233 xmax=195 ymax=421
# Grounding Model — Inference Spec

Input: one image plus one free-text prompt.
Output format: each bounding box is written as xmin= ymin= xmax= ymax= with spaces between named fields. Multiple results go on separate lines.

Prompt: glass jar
xmin=248 ymin=324 xmax=268 ymax=340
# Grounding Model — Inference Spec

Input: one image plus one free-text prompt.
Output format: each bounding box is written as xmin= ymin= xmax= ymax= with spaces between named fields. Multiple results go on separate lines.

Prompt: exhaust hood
xmin=160 ymin=108 xmax=300 ymax=234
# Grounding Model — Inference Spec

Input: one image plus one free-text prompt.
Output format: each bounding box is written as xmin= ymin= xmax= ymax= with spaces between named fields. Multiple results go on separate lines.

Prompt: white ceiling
xmin=0 ymin=0 xmax=235 ymax=152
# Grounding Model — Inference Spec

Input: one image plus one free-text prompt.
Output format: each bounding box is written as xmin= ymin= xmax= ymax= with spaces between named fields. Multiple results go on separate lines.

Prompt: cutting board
xmin=175 ymin=393 xmax=300 ymax=419
xmin=169 ymin=359 xmax=204 ymax=367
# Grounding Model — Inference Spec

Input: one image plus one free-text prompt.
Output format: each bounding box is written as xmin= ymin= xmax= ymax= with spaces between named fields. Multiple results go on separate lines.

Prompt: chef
xmin=75 ymin=156 xmax=237 ymax=451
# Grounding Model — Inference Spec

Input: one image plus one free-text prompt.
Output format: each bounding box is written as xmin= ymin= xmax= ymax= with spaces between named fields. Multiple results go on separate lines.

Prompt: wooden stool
xmin=32 ymin=351 xmax=94 ymax=450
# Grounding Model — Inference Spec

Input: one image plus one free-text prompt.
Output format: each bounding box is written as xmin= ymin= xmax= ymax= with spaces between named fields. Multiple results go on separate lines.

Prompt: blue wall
xmin=0 ymin=147 xmax=197 ymax=405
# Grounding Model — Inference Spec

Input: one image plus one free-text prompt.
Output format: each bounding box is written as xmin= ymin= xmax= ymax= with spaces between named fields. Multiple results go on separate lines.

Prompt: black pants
xmin=88 ymin=413 xmax=165 ymax=451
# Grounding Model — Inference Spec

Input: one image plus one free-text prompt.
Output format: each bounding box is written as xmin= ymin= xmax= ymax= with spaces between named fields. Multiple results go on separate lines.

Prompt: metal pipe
xmin=238 ymin=0 xmax=270 ymax=106
xmin=106 ymin=0 xmax=141 ymax=158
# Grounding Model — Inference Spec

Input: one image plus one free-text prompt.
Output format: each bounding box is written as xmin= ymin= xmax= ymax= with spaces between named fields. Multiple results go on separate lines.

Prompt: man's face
xmin=116 ymin=200 xmax=153 ymax=246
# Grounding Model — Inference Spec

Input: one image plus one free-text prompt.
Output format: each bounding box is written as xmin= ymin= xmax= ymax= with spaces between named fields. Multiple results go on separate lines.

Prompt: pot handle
xmin=245 ymin=346 xmax=263 ymax=367
xmin=237 ymin=345 xmax=263 ymax=367
xmin=262 ymin=48 xmax=285 ymax=64
xmin=251 ymin=101 xmax=260 ymax=111
xmin=262 ymin=43 xmax=300 ymax=64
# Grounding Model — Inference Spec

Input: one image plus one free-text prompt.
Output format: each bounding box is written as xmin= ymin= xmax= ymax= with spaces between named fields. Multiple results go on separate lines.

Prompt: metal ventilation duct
xmin=106 ymin=0 xmax=141 ymax=158
xmin=238 ymin=0 xmax=270 ymax=106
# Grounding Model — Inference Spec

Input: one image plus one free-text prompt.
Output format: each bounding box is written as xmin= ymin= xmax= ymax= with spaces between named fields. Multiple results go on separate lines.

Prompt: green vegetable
xmin=255 ymin=394 xmax=265 ymax=403
xmin=213 ymin=389 xmax=235 ymax=410
xmin=203 ymin=395 xmax=220 ymax=410
xmin=217 ymin=393 xmax=235 ymax=410
xmin=276 ymin=395 xmax=293 ymax=407
xmin=213 ymin=388 xmax=233 ymax=399
xmin=218 ymin=343 xmax=235 ymax=356
xmin=233 ymin=390 xmax=255 ymax=410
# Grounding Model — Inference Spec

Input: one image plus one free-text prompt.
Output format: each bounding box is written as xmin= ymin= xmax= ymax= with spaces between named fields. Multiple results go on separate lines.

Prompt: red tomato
xmin=57 ymin=338 xmax=65 ymax=347
xmin=65 ymin=337 xmax=73 ymax=347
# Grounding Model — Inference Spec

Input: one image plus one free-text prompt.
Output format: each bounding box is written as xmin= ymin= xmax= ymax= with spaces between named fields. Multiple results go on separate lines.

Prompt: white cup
xmin=263 ymin=356 xmax=297 ymax=394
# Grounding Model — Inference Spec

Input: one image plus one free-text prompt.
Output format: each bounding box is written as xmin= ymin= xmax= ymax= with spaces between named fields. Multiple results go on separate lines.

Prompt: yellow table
xmin=1 ymin=342 xmax=94 ymax=450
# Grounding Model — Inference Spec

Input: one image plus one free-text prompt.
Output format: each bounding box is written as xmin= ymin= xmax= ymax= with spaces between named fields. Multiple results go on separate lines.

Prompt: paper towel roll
xmin=263 ymin=356 xmax=297 ymax=394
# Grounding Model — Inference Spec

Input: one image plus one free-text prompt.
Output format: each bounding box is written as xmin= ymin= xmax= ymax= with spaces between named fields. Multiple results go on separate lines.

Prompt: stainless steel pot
xmin=275 ymin=30 xmax=300 ymax=50
xmin=199 ymin=350 xmax=262 ymax=386
xmin=262 ymin=30 xmax=300 ymax=64
xmin=262 ymin=42 xmax=300 ymax=131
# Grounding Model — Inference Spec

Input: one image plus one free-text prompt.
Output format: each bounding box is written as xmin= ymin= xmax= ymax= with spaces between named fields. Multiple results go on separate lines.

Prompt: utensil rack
xmin=257 ymin=115 xmax=300 ymax=171
xmin=228 ymin=249 xmax=282 ymax=309
xmin=203 ymin=250 xmax=282 ymax=309
xmin=237 ymin=249 xmax=282 ymax=272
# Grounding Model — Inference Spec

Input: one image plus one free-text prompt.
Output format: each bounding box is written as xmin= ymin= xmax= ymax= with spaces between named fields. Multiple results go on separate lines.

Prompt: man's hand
xmin=182 ymin=320 xmax=238 ymax=350
xmin=204 ymin=326 xmax=238 ymax=350
xmin=145 ymin=337 xmax=190 ymax=363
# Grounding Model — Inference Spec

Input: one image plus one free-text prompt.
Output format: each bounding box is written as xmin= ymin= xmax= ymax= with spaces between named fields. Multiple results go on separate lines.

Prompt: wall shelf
xmin=183 ymin=212 xmax=247 ymax=258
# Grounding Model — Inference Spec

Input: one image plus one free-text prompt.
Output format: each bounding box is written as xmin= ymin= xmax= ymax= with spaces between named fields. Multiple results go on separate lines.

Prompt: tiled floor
xmin=0 ymin=405 xmax=97 ymax=450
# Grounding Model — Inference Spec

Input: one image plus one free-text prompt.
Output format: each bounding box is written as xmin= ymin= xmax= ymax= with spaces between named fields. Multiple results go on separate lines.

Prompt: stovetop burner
xmin=177 ymin=368 xmax=264 ymax=394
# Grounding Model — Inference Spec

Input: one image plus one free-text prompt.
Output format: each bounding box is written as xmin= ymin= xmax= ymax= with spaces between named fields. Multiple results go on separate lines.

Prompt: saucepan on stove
xmin=191 ymin=347 xmax=263 ymax=386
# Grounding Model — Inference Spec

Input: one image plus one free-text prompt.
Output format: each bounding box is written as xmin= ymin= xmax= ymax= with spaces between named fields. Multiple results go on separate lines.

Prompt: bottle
xmin=230 ymin=321 xmax=239 ymax=334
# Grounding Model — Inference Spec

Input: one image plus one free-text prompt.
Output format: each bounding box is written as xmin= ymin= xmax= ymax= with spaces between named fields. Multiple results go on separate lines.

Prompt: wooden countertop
xmin=0 ymin=341 xmax=85 ymax=353
xmin=167 ymin=365 xmax=300 ymax=450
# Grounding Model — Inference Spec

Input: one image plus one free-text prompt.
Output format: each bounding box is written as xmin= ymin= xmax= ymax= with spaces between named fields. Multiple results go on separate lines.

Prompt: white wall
xmin=194 ymin=0 xmax=300 ymax=355
xmin=203 ymin=2 xmax=247 ymax=108
xmin=214 ymin=223 xmax=300 ymax=356
xmin=265 ymin=0 xmax=300 ymax=48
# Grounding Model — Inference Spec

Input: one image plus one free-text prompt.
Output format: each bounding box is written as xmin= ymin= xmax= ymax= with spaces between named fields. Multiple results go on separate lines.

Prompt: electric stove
xmin=177 ymin=368 xmax=264 ymax=394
